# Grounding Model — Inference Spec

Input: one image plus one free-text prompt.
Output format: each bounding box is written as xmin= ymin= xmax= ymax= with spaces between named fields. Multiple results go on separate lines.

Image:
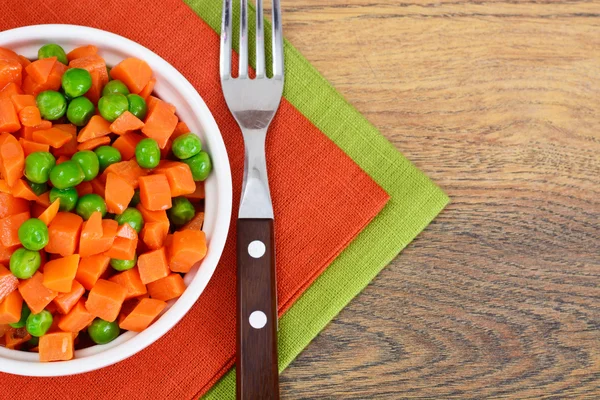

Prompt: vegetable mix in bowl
xmin=0 ymin=43 xmax=211 ymax=362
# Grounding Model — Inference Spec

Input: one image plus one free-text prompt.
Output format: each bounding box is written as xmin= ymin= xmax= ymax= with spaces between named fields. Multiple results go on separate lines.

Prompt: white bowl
xmin=0 ymin=24 xmax=232 ymax=376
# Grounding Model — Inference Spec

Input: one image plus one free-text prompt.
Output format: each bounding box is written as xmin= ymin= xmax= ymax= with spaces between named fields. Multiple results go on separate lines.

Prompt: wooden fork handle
xmin=236 ymin=218 xmax=279 ymax=400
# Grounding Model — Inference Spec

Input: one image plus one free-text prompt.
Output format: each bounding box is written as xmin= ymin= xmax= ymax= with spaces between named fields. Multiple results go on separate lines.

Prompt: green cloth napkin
xmin=183 ymin=1 xmax=450 ymax=397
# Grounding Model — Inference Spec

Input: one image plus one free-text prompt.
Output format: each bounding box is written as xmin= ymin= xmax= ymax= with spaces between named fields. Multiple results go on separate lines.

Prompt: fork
xmin=220 ymin=0 xmax=284 ymax=398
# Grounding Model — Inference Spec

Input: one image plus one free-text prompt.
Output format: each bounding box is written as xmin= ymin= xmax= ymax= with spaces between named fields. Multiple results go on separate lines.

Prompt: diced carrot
xmin=43 ymin=254 xmax=80 ymax=293
xmin=76 ymin=180 xmax=93 ymax=197
xmin=0 ymin=133 xmax=24 ymax=186
xmin=0 ymin=242 xmax=18 ymax=264
xmin=5 ymin=327 xmax=31 ymax=349
xmin=10 ymin=94 xmax=36 ymax=113
xmin=147 ymin=273 xmax=186 ymax=301
xmin=112 ymin=131 xmax=143 ymax=160
xmin=38 ymin=199 xmax=60 ymax=226
xmin=32 ymin=127 xmax=72 ymax=148
xmin=19 ymin=138 xmax=49 ymax=156
xmin=18 ymin=106 xmax=42 ymax=127
xmin=140 ymin=222 xmax=167 ymax=250
xmin=78 ymin=211 xmax=104 ymax=257
xmin=52 ymin=123 xmax=77 ymax=146
xmin=104 ymin=223 xmax=138 ymax=260
xmin=11 ymin=179 xmax=38 ymax=201
xmin=85 ymin=70 xmax=103 ymax=105
xmin=109 ymin=267 xmax=147 ymax=300
xmin=45 ymin=61 xmax=68 ymax=92
xmin=66 ymin=45 xmax=98 ymax=62
xmin=102 ymin=160 xmax=147 ymax=189
xmin=146 ymin=96 xmax=176 ymax=114
xmin=77 ymin=136 xmax=111 ymax=151
xmin=25 ymin=57 xmax=57 ymax=84
xmin=109 ymin=111 xmax=144 ymax=135
xmin=119 ymin=298 xmax=166 ymax=332
xmin=85 ymin=279 xmax=127 ymax=322
xmin=0 ymin=264 xmax=19 ymax=303
xmin=0 ymin=180 xmax=11 ymax=194
xmin=77 ymin=115 xmax=111 ymax=143
xmin=75 ymin=254 xmax=110 ymax=290
xmin=35 ymin=191 xmax=51 ymax=207
xmin=139 ymin=174 xmax=172 ymax=211
xmin=0 ymin=57 xmax=23 ymax=92
xmin=45 ymin=212 xmax=83 ymax=257
xmin=182 ymin=212 xmax=204 ymax=232
xmin=136 ymin=204 xmax=169 ymax=237
xmin=21 ymin=75 xmax=43 ymax=96
xmin=90 ymin=177 xmax=105 ymax=198
xmin=0 ymin=191 xmax=29 ymax=218
xmin=69 ymin=55 xmax=108 ymax=87
xmin=137 ymin=247 xmax=170 ymax=285
xmin=138 ymin=77 xmax=156 ymax=100
xmin=0 ymin=290 xmax=22 ymax=324
xmin=169 ymin=230 xmax=207 ymax=273
xmin=172 ymin=121 xmax=190 ymax=139
xmin=97 ymin=219 xmax=119 ymax=252
xmin=109 ymin=58 xmax=152 ymax=94
xmin=39 ymin=331 xmax=74 ymax=362
xmin=0 ymin=211 xmax=30 ymax=247
xmin=57 ymin=299 xmax=95 ymax=332
xmin=154 ymin=161 xmax=195 ymax=197
xmin=105 ymin=172 xmax=134 ymax=215
xmin=18 ymin=272 xmax=58 ymax=314
xmin=141 ymin=100 xmax=177 ymax=149
xmin=0 ymin=98 xmax=20 ymax=133
xmin=0 ymin=83 xmax=22 ymax=100
xmin=53 ymin=280 xmax=85 ymax=314
xmin=21 ymin=119 xmax=51 ymax=141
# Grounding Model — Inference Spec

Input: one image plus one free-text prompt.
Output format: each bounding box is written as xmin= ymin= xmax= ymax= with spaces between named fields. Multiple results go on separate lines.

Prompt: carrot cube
xmin=0 ymin=290 xmax=22 ymax=324
xmin=18 ymin=272 xmax=58 ymax=314
xmin=154 ymin=161 xmax=195 ymax=197
xmin=119 ymin=298 xmax=166 ymax=332
xmin=182 ymin=212 xmax=204 ymax=232
xmin=75 ymin=254 xmax=111 ymax=290
xmin=0 ymin=264 xmax=18 ymax=303
xmin=43 ymin=254 xmax=80 ymax=293
xmin=0 ymin=211 xmax=30 ymax=247
xmin=39 ymin=332 xmax=74 ymax=362
xmin=168 ymin=230 xmax=207 ymax=273
xmin=45 ymin=212 xmax=83 ymax=256
xmin=53 ymin=280 xmax=85 ymax=314
xmin=85 ymin=279 xmax=127 ymax=322
xmin=141 ymin=99 xmax=177 ymax=149
xmin=110 ymin=58 xmax=152 ymax=94
xmin=77 ymin=115 xmax=111 ymax=143
xmin=0 ymin=97 xmax=21 ymax=133
xmin=105 ymin=172 xmax=134 ymax=215
xmin=0 ymin=192 xmax=29 ymax=219
xmin=109 ymin=111 xmax=144 ymax=135
xmin=138 ymin=247 xmax=170 ymax=285
xmin=139 ymin=174 xmax=172 ymax=211
xmin=140 ymin=221 xmax=167 ymax=250
xmin=57 ymin=299 xmax=95 ymax=333
xmin=147 ymin=273 xmax=186 ymax=301
xmin=109 ymin=268 xmax=147 ymax=299
xmin=112 ymin=132 xmax=143 ymax=161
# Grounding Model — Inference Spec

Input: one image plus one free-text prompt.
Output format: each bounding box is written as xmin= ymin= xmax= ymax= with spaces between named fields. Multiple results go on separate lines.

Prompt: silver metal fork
xmin=220 ymin=0 xmax=283 ymax=399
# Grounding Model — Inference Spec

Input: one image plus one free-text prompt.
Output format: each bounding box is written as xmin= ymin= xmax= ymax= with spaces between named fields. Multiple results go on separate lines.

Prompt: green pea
xmin=38 ymin=44 xmax=68 ymax=65
xmin=127 ymin=94 xmax=147 ymax=120
xmin=98 ymin=94 xmax=129 ymax=122
xmin=110 ymin=254 xmax=137 ymax=272
xmin=36 ymin=90 xmax=67 ymax=121
xmin=94 ymin=146 xmax=122 ymax=171
xmin=71 ymin=150 xmax=100 ymax=182
xmin=49 ymin=187 xmax=78 ymax=212
xmin=24 ymin=151 xmax=56 ymax=184
xmin=27 ymin=181 xmax=48 ymax=196
xmin=114 ymin=208 xmax=144 ymax=234
xmin=49 ymin=160 xmax=85 ymax=189
xmin=184 ymin=151 xmax=212 ymax=181
xmin=168 ymin=197 xmax=195 ymax=226
xmin=67 ymin=96 xmax=95 ymax=127
xmin=26 ymin=310 xmax=53 ymax=337
xmin=129 ymin=189 xmax=140 ymax=207
xmin=61 ymin=68 xmax=92 ymax=98
xmin=88 ymin=318 xmax=120 ymax=344
xmin=135 ymin=138 xmax=160 ymax=169
xmin=9 ymin=303 xmax=31 ymax=329
xmin=172 ymin=133 xmax=202 ymax=160
xmin=76 ymin=194 xmax=107 ymax=220
xmin=102 ymin=80 xmax=130 ymax=96
xmin=18 ymin=218 xmax=49 ymax=251
xmin=9 ymin=248 xmax=41 ymax=279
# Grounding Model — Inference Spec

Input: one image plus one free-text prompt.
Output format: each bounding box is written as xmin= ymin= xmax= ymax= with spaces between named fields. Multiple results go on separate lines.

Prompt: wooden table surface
xmin=277 ymin=0 xmax=600 ymax=398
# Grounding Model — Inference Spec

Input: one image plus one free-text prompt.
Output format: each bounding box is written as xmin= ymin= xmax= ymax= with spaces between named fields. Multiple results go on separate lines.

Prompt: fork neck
xmin=239 ymin=128 xmax=273 ymax=219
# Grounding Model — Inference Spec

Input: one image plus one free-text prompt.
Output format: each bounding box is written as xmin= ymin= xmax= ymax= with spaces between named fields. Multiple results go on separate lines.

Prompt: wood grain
xmin=275 ymin=0 xmax=600 ymax=398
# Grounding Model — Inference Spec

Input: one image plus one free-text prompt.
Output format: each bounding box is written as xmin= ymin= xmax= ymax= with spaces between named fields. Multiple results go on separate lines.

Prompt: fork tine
xmin=255 ymin=0 xmax=265 ymax=78
xmin=271 ymin=0 xmax=284 ymax=78
xmin=220 ymin=0 xmax=233 ymax=78
xmin=238 ymin=0 xmax=249 ymax=78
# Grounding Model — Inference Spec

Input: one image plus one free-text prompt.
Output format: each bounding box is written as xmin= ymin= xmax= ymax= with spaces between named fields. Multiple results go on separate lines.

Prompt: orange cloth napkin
xmin=0 ymin=0 xmax=389 ymax=398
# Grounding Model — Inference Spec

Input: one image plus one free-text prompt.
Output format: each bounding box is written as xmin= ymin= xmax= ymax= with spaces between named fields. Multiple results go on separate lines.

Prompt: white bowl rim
xmin=0 ymin=24 xmax=232 ymax=376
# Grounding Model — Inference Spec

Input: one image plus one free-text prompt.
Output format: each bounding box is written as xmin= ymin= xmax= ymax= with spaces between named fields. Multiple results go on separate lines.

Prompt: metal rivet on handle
xmin=249 ymin=311 xmax=267 ymax=329
xmin=248 ymin=240 xmax=266 ymax=258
